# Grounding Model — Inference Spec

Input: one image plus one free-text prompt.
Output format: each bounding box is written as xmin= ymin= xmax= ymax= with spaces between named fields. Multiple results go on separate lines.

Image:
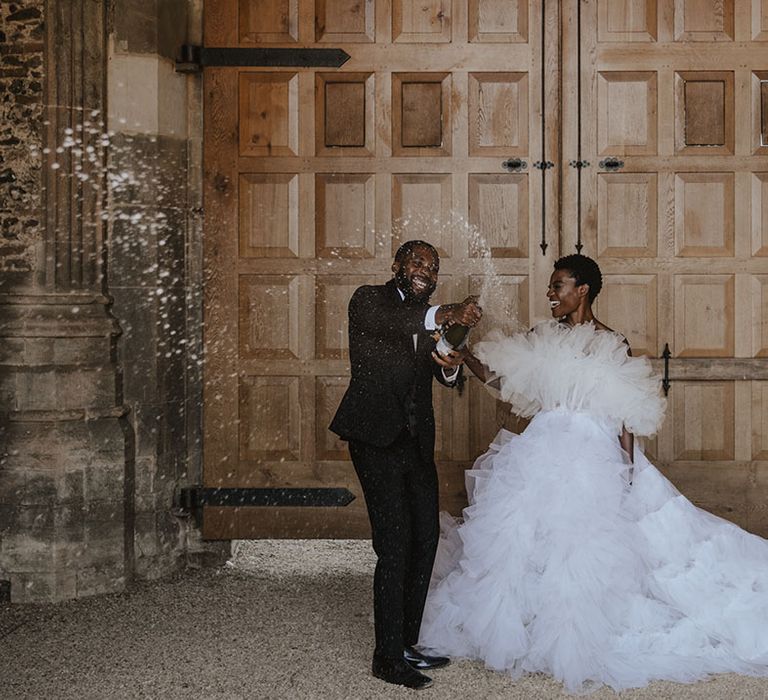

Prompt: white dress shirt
xmin=395 ymin=287 xmax=460 ymax=383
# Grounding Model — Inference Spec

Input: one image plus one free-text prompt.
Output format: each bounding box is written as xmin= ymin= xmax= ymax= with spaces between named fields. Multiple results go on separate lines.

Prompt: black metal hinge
xmin=175 ymin=45 xmax=351 ymax=73
xmin=661 ymin=343 xmax=671 ymax=396
xmin=177 ymin=486 xmax=356 ymax=512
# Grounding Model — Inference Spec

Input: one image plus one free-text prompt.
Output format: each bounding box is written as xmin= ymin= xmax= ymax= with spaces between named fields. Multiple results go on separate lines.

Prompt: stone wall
xmin=0 ymin=1 xmax=44 ymax=282
xmin=0 ymin=0 xmax=226 ymax=604
xmin=0 ymin=0 xmax=130 ymax=602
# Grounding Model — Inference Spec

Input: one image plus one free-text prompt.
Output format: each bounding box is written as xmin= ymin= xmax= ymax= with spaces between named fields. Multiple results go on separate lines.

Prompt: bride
xmin=419 ymin=254 xmax=768 ymax=693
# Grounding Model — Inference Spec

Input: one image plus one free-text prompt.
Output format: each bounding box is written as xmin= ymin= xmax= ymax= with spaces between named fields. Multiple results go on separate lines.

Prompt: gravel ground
xmin=2 ymin=539 xmax=768 ymax=699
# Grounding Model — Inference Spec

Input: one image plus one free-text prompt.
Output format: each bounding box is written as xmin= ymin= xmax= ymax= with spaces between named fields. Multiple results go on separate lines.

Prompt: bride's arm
xmin=620 ymin=427 xmax=635 ymax=486
xmin=618 ymin=336 xmax=635 ymax=473
xmin=463 ymin=349 xmax=492 ymax=383
xmin=619 ymin=427 xmax=634 ymax=464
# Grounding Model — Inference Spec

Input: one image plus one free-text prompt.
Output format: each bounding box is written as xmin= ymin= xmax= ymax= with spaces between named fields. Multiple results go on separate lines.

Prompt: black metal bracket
xmin=569 ymin=160 xmax=590 ymax=169
xmin=533 ymin=160 xmax=555 ymax=170
xmin=175 ymin=45 xmax=351 ymax=73
xmin=662 ymin=343 xmax=671 ymax=396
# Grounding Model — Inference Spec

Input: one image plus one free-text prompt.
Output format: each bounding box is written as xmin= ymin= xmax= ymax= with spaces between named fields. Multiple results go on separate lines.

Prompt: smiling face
xmin=392 ymin=244 xmax=439 ymax=302
xmin=547 ymin=268 xmax=590 ymax=318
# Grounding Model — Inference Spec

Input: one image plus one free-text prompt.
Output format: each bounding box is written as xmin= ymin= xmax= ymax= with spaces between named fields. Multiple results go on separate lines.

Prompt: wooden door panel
xmin=315 ymin=72 xmax=375 ymax=155
xmin=392 ymin=73 xmax=452 ymax=155
xmin=315 ymin=0 xmax=375 ymax=43
xmin=596 ymin=71 xmax=657 ymax=155
xmin=469 ymin=174 xmax=529 ymax=257
xmin=239 ymin=72 xmax=299 ymax=157
xmin=754 ymin=275 xmax=768 ymax=356
xmin=597 ymin=0 xmax=657 ymax=43
xmin=239 ymin=173 xmax=300 ymax=258
xmin=674 ymin=71 xmax=734 ymax=154
xmin=673 ymin=0 xmax=734 ymax=42
xmin=314 ymin=174 xmax=376 ymax=258
xmin=596 ymin=172 xmax=658 ymax=257
xmin=674 ymin=172 xmax=735 ymax=256
xmin=572 ymin=0 xmax=768 ymax=535
xmin=468 ymin=72 xmax=529 ymax=155
xmin=750 ymin=172 xmax=768 ymax=253
xmin=594 ymin=274 xmax=658 ymax=356
xmin=392 ymin=0 xmax=452 ymax=43
xmin=238 ymin=0 xmax=299 ymax=43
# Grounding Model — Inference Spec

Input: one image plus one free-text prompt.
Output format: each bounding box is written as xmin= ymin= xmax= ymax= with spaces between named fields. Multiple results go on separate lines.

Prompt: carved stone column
xmin=0 ymin=0 xmax=128 ymax=602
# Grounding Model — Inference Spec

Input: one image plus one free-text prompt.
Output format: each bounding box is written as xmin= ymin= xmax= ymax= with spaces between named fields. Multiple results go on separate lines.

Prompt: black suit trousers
xmin=349 ymin=433 xmax=440 ymax=659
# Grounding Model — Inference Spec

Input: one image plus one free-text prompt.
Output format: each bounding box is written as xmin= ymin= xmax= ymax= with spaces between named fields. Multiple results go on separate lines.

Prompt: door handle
xmin=598 ymin=157 xmax=624 ymax=171
xmin=502 ymin=158 xmax=527 ymax=172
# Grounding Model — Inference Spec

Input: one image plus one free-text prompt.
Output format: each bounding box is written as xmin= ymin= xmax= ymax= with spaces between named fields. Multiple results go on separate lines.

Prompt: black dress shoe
xmin=404 ymin=646 xmax=451 ymax=670
xmin=372 ymin=656 xmax=433 ymax=689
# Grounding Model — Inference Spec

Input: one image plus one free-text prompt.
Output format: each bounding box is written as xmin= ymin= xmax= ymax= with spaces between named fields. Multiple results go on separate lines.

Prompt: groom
xmin=330 ymin=240 xmax=482 ymax=690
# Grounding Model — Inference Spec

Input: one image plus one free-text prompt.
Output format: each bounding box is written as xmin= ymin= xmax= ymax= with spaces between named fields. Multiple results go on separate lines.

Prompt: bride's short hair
xmin=554 ymin=254 xmax=603 ymax=302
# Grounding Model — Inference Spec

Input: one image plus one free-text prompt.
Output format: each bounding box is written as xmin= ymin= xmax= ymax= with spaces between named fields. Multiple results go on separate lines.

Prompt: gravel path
xmin=1 ymin=540 xmax=767 ymax=699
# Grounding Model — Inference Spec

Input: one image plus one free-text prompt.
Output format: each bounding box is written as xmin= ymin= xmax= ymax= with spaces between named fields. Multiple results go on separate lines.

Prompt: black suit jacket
xmin=330 ymin=279 xmax=460 ymax=459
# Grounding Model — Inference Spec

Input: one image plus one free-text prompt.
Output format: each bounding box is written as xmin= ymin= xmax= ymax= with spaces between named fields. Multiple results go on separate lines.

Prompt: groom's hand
xmin=431 ymin=348 xmax=466 ymax=369
xmin=437 ymin=296 xmax=483 ymax=327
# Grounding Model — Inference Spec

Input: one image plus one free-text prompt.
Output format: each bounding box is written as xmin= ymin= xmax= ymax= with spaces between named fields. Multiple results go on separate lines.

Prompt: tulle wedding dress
xmin=419 ymin=321 xmax=768 ymax=693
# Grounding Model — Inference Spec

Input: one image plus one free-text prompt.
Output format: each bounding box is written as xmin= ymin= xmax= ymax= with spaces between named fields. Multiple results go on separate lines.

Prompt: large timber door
xmin=565 ymin=0 xmax=768 ymax=534
xmin=203 ymin=1 xmax=768 ymax=541
xmin=202 ymin=1 xmax=556 ymax=538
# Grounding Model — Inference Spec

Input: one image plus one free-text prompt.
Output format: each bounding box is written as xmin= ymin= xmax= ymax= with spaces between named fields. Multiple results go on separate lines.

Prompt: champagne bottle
xmin=435 ymin=323 xmax=470 ymax=358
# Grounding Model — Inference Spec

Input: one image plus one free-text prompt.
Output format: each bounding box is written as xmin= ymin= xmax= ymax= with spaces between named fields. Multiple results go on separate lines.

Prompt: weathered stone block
xmin=53 ymin=535 xmax=87 ymax=569
xmin=0 ymin=467 xmax=26 ymax=504
xmin=86 ymin=419 xmax=127 ymax=459
xmin=75 ymin=562 xmax=124 ymax=598
xmin=54 ymin=504 xmax=86 ymax=538
xmin=0 ymin=338 xmax=24 ymax=363
xmin=10 ymin=570 xmax=77 ymax=603
xmin=156 ymin=205 xmax=187 ymax=283
xmin=83 ymin=512 xmax=124 ymax=566
xmin=22 ymin=336 xmax=109 ymax=366
xmin=133 ymin=404 xmax=163 ymax=458
xmin=108 ymin=133 xmax=187 ymax=206
xmin=0 ymin=369 xmax=18 ymax=408
xmin=157 ymin=0 xmax=188 ymax=59
xmin=16 ymin=504 xmax=54 ymax=533
xmin=21 ymin=469 xmax=84 ymax=506
xmin=0 ymin=504 xmax=18 ymax=534
xmin=109 ymin=206 xmax=160 ymax=288
xmin=1 ymin=532 xmax=54 ymax=572
xmin=84 ymin=462 xmax=125 ymax=502
xmin=22 ymin=470 xmax=58 ymax=505
xmin=113 ymin=0 xmax=158 ymax=55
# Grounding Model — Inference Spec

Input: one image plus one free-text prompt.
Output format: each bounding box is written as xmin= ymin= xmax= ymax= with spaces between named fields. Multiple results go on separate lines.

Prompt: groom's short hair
xmin=394 ymin=240 xmax=439 ymax=266
xmin=554 ymin=254 xmax=603 ymax=302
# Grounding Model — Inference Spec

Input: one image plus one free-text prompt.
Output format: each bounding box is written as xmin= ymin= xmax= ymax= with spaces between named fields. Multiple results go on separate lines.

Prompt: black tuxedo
xmin=330 ymin=279 xmax=461 ymax=659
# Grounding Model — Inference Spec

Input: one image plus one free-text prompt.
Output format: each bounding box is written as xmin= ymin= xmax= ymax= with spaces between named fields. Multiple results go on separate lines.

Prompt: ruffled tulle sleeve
xmin=473 ymin=321 xmax=666 ymax=437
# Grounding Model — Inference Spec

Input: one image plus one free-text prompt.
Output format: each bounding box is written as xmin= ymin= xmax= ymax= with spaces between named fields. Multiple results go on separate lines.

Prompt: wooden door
xmin=202 ymin=1 xmax=558 ymax=538
xmin=566 ymin=0 xmax=768 ymax=535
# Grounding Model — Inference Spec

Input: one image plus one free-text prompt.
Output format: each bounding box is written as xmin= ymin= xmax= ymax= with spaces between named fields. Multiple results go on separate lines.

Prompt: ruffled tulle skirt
xmin=419 ymin=409 xmax=768 ymax=693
